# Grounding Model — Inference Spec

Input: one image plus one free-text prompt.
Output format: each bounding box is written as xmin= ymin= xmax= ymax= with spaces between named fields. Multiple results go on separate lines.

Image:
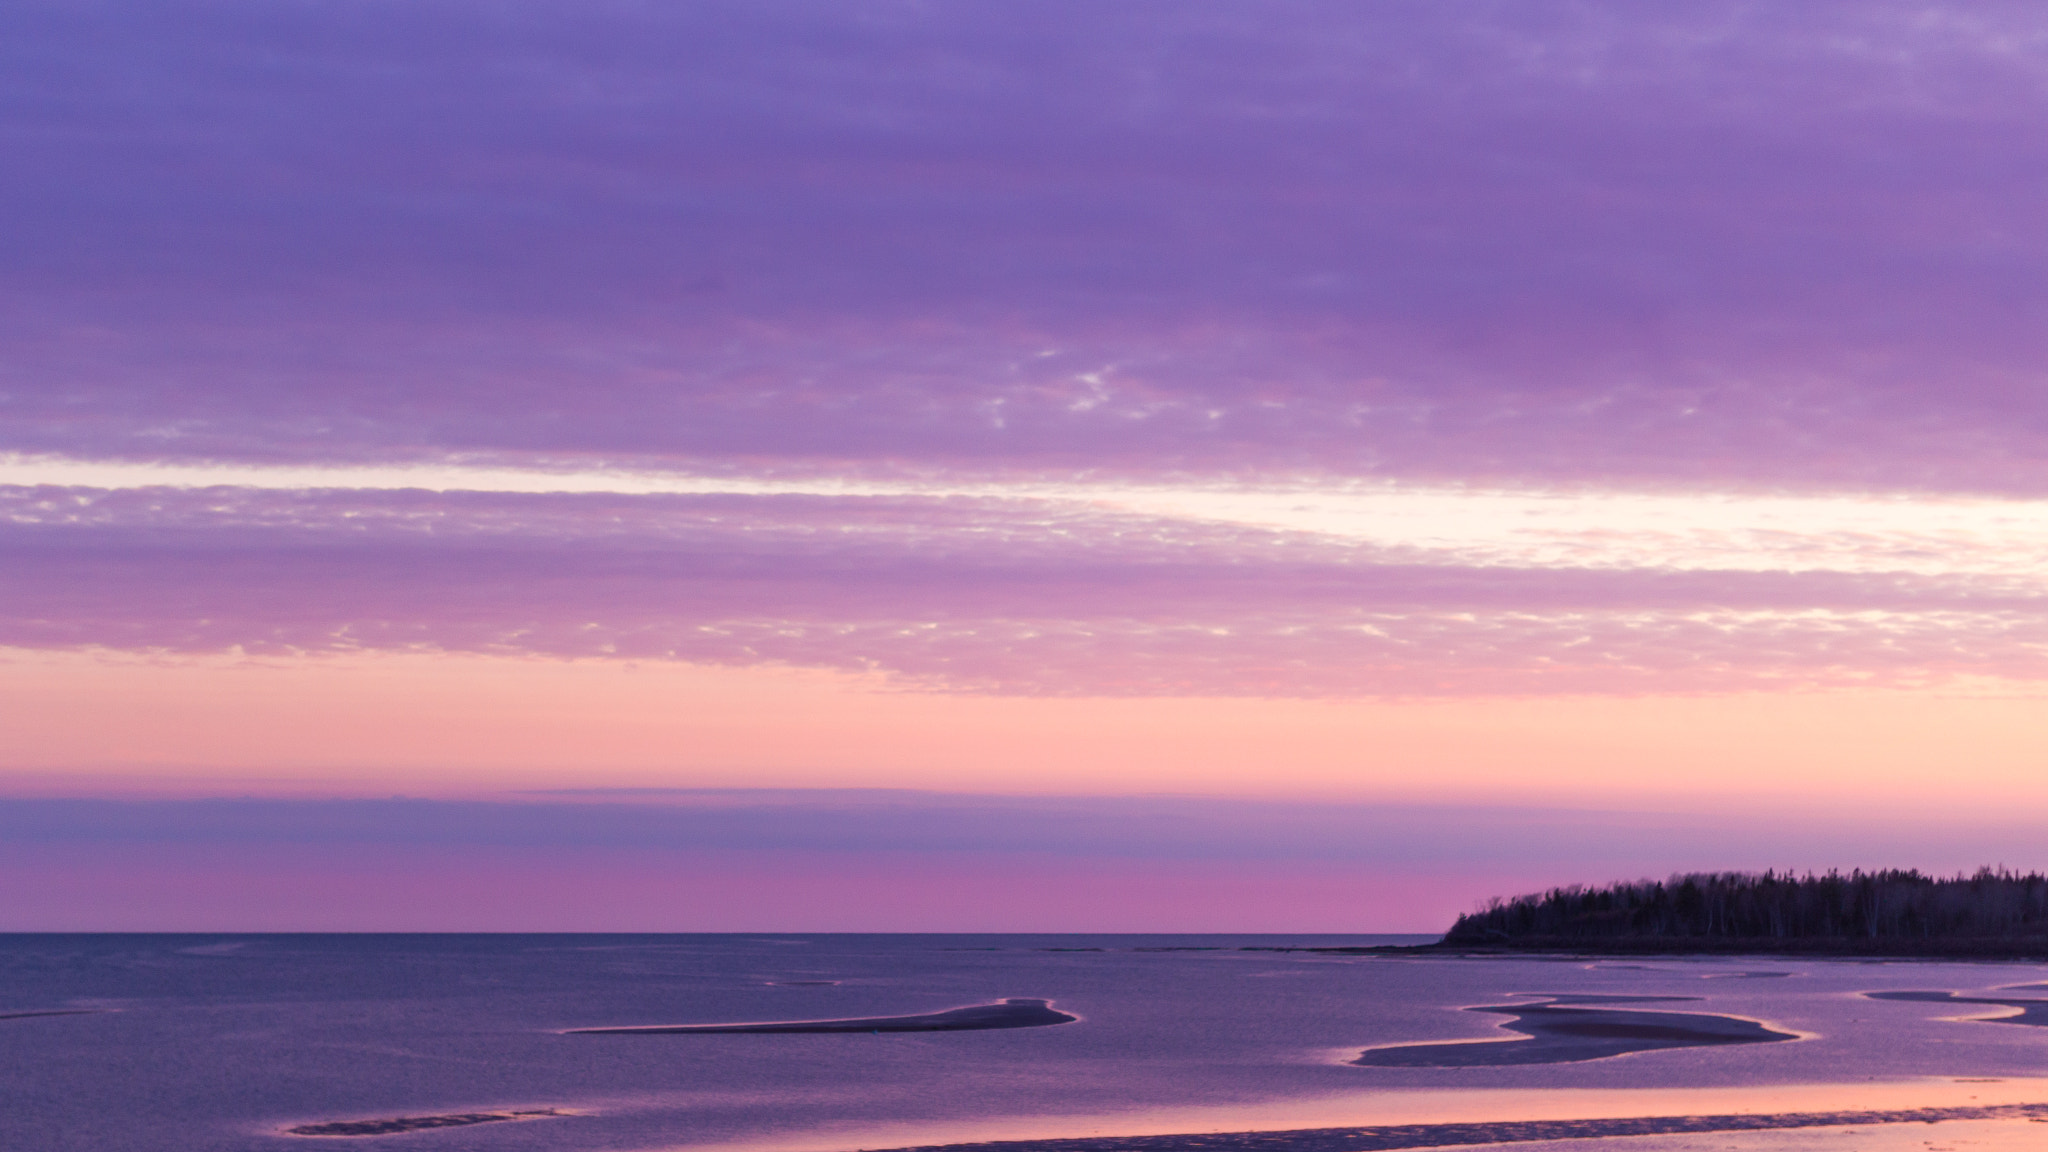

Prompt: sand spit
xmin=568 ymin=998 xmax=1077 ymax=1035
xmin=1352 ymin=995 xmax=1798 ymax=1068
xmin=0 ymin=1009 xmax=101 ymax=1021
xmin=868 ymin=1102 xmax=2048 ymax=1152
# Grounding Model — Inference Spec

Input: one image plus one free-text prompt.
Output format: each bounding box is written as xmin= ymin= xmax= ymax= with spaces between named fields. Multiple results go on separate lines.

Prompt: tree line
xmin=1446 ymin=868 xmax=2048 ymax=942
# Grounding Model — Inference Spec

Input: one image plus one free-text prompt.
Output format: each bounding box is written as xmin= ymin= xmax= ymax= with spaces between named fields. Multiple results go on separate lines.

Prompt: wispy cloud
xmin=4 ymin=484 xmax=2045 ymax=695
xmin=8 ymin=4 xmax=2048 ymax=698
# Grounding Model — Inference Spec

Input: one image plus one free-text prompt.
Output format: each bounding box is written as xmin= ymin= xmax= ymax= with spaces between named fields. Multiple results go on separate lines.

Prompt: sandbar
xmin=1865 ymin=988 xmax=2048 ymax=1025
xmin=1352 ymin=994 xmax=1798 ymax=1067
xmin=285 ymin=1109 xmax=562 ymax=1137
xmin=568 ymin=997 xmax=1076 ymax=1034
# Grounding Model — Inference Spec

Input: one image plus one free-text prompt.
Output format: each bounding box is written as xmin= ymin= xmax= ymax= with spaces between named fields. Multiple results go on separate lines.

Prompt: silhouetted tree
xmin=1446 ymin=868 xmax=2048 ymax=942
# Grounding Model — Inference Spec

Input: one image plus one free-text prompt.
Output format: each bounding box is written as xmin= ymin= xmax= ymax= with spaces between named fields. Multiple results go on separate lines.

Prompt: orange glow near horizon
xmin=2 ymin=646 xmax=2041 ymax=814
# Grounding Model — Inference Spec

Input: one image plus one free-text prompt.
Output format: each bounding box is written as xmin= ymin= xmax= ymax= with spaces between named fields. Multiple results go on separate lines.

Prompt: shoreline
xmin=863 ymin=1101 xmax=2048 ymax=1152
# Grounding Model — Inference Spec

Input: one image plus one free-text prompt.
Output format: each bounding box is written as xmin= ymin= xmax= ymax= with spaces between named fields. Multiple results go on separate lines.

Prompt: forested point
xmin=1446 ymin=868 xmax=2048 ymax=945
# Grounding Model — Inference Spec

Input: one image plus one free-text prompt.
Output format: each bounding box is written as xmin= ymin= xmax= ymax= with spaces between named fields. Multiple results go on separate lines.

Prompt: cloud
xmin=4 ymin=485 xmax=2045 ymax=695
xmin=5 ymin=3 xmax=2048 ymax=487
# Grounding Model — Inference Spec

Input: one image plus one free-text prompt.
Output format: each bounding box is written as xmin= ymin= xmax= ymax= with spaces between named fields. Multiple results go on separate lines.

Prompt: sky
xmin=5 ymin=1 xmax=2048 ymax=930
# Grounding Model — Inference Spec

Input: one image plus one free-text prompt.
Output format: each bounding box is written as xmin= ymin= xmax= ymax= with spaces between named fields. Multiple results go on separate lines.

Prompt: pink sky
xmin=6 ymin=653 xmax=2047 ymax=814
xmin=5 ymin=1 xmax=2048 ymax=928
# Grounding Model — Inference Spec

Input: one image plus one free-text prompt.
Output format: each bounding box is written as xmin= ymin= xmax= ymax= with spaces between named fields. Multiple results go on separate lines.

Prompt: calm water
xmin=7 ymin=934 xmax=2048 ymax=1151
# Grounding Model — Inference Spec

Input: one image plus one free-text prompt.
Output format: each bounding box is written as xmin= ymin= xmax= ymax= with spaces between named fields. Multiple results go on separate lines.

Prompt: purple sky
xmin=7 ymin=1 xmax=2048 ymax=485
xmin=8 ymin=3 xmax=2048 ymax=928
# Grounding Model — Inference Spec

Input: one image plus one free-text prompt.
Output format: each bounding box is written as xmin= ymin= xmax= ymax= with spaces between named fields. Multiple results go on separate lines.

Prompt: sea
xmin=8 ymin=933 xmax=2048 ymax=1152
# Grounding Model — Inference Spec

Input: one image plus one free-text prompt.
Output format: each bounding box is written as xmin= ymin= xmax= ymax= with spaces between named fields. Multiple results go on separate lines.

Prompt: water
xmin=7 ymin=934 xmax=2048 ymax=1151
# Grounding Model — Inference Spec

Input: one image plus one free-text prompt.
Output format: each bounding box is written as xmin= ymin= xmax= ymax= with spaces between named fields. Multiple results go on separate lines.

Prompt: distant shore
xmin=1285 ymin=938 xmax=2048 ymax=959
xmin=1129 ymin=939 xmax=2048 ymax=959
xmin=1429 ymin=868 xmax=2048 ymax=959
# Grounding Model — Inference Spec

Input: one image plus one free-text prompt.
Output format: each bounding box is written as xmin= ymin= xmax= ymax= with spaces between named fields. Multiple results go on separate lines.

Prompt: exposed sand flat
xmin=1352 ymin=995 xmax=1798 ymax=1068
xmin=867 ymin=1103 xmax=2048 ymax=1152
xmin=568 ymin=998 xmax=1077 ymax=1035
xmin=1501 ymin=1117 xmax=2048 ymax=1151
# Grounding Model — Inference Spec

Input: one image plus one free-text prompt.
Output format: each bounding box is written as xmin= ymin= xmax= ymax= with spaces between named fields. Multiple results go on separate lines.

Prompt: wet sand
xmin=1508 ymin=1117 xmax=2048 ymax=1151
xmin=1351 ymin=995 xmax=1798 ymax=1067
xmin=568 ymin=997 xmax=1077 ymax=1034
xmin=865 ymin=1102 xmax=2048 ymax=1152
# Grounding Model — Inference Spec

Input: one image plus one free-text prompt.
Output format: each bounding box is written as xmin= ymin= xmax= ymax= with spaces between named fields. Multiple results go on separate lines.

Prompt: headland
xmin=1420 ymin=868 xmax=2048 ymax=959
